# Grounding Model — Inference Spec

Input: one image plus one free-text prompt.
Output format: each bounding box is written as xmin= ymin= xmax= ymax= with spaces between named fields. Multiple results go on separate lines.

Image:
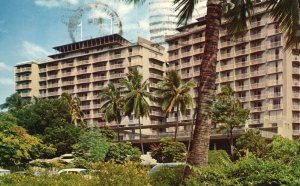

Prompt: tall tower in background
xmin=149 ymin=0 xmax=207 ymax=47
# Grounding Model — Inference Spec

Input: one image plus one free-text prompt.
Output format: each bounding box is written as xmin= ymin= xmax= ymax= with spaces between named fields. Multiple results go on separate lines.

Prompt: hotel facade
xmin=166 ymin=3 xmax=300 ymax=140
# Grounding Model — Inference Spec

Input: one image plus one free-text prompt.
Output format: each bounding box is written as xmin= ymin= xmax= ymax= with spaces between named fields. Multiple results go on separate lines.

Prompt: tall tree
xmin=99 ymin=82 xmax=123 ymax=141
xmin=212 ymin=85 xmax=249 ymax=158
xmin=123 ymin=0 xmax=300 ymax=174
xmin=0 ymin=93 xmax=29 ymax=113
xmin=121 ymin=69 xmax=152 ymax=154
xmin=61 ymin=92 xmax=84 ymax=126
xmin=157 ymin=70 xmax=195 ymax=141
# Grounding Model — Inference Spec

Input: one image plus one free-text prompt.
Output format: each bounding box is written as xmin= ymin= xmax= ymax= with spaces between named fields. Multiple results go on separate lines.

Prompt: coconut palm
xmin=0 ymin=93 xmax=29 ymax=113
xmin=157 ymin=70 xmax=196 ymax=141
xmin=120 ymin=69 xmax=152 ymax=154
xmin=123 ymin=0 xmax=300 ymax=171
xmin=61 ymin=93 xmax=84 ymax=126
xmin=99 ymin=82 xmax=123 ymax=141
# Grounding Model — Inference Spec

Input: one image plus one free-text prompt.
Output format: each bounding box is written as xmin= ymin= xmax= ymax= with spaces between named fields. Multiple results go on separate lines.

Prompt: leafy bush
xmin=91 ymin=162 xmax=151 ymax=186
xmin=150 ymin=165 xmax=185 ymax=186
xmin=151 ymin=138 xmax=186 ymax=163
xmin=105 ymin=142 xmax=141 ymax=163
xmin=208 ymin=150 xmax=231 ymax=167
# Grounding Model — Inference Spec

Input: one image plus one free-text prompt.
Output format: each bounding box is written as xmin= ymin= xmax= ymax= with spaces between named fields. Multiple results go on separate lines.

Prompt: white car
xmin=0 ymin=169 xmax=11 ymax=176
xmin=58 ymin=168 xmax=88 ymax=175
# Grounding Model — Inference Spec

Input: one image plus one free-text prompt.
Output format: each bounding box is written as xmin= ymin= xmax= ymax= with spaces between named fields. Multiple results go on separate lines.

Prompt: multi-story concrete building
xmin=166 ymin=3 xmax=300 ymax=140
xmin=15 ymin=34 xmax=167 ymax=140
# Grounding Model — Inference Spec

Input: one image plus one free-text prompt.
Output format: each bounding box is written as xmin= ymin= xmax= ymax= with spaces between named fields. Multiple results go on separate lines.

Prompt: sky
xmin=0 ymin=0 xmax=150 ymax=105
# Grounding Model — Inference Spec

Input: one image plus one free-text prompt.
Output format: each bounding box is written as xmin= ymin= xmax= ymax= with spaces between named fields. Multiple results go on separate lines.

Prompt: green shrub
xmin=151 ymin=138 xmax=186 ymax=163
xmin=208 ymin=150 xmax=231 ymax=167
xmin=105 ymin=142 xmax=141 ymax=163
xmin=150 ymin=165 xmax=185 ymax=186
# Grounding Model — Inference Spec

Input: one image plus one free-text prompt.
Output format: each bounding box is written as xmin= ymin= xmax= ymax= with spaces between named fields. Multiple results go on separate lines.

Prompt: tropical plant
xmin=212 ymin=85 xmax=249 ymax=158
xmin=150 ymin=138 xmax=187 ymax=163
xmin=124 ymin=0 xmax=300 ymax=175
xmin=120 ymin=69 xmax=152 ymax=154
xmin=99 ymin=82 xmax=123 ymax=141
xmin=61 ymin=92 xmax=84 ymax=126
xmin=157 ymin=70 xmax=195 ymax=141
xmin=105 ymin=142 xmax=141 ymax=163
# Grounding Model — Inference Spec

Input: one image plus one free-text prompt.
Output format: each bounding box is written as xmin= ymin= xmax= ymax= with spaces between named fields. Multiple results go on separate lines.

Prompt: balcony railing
xmin=251 ymin=57 xmax=264 ymax=65
xmin=110 ymin=64 xmax=124 ymax=69
xmin=235 ymin=73 xmax=249 ymax=80
xmin=77 ymin=60 xmax=89 ymax=66
xmin=16 ymin=67 xmax=31 ymax=73
xmin=110 ymin=73 xmax=125 ymax=79
xmin=250 ymin=70 xmax=266 ymax=76
xmin=250 ymin=82 xmax=265 ymax=89
xmin=94 ymin=76 xmax=107 ymax=81
xmin=235 ymin=62 xmax=248 ymax=68
xmin=220 ymin=64 xmax=234 ymax=71
xmin=182 ymin=73 xmax=193 ymax=78
xmin=150 ymin=73 xmax=163 ymax=79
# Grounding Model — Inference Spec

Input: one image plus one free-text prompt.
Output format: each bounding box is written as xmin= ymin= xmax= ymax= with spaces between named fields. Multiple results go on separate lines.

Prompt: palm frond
xmin=174 ymin=0 xmax=199 ymax=25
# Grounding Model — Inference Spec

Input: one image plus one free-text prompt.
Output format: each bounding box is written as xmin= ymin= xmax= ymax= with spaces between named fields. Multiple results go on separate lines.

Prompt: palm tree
xmin=120 ymin=69 xmax=152 ymax=154
xmin=61 ymin=93 xmax=84 ymax=126
xmin=157 ymin=70 xmax=196 ymax=141
xmin=99 ymin=82 xmax=123 ymax=141
xmin=123 ymin=0 xmax=300 ymax=171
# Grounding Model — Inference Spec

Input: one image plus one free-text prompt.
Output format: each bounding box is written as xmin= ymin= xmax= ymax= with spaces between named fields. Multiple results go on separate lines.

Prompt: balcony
xmin=268 ymin=67 xmax=282 ymax=74
xmin=250 ymin=33 xmax=265 ymax=40
xmin=150 ymin=63 xmax=163 ymax=69
xmin=220 ymin=52 xmax=234 ymax=60
xmin=235 ymin=61 xmax=248 ymax=68
xmin=268 ymin=104 xmax=282 ymax=110
xmin=293 ymin=105 xmax=300 ymax=110
xmin=235 ymin=73 xmax=249 ymax=80
xmin=16 ymin=67 xmax=31 ymax=73
xmin=80 ymin=105 xmax=90 ymax=110
xmin=293 ymin=130 xmax=300 ymax=136
xmin=39 ymin=68 xmax=46 ymax=73
xmin=169 ymin=55 xmax=179 ymax=61
xmin=235 ymin=36 xmax=249 ymax=44
xmin=193 ymin=37 xmax=205 ymax=43
xmin=48 ymin=66 xmax=59 ymax=71
xmin=94 ymin=56 xmax=109 ymax=62
xmin=181 ymin=51 xmax=192 ymax=58
xmin=77 ymin=78 xmax=90 ymax=84
xmin=194 ymin=60 xmax=201 ymax=65
xmin=293 ymin=93 xmax=300 ymax=99
xmin=16 ymin=84 xmax=30 ymax=89
xmin=151 ymin=111 xmax=164 ymax=117
xmin=20 ymin=92 xmax=31 ymax=97
xmin=269 ymin=41 xmax=282 ymax=48
xmin=268 ymin=92 xmax=282 ymax=98
xmin=93 ymin=76 xmax=107 ymax=81
xmin=251 ymin=58 xmax=265 ymax=65
xmin=251 ymin=94 xmax=266 ymax=100
xmin=48 ymin=91 xmax=59 ymax=96
xmin=62 ymin=89 xmax=74 ymax=94
xmin=250 ymin=45 xmax=266 ymax=53
xmin=268 ymin=80 xmax=283 ymax=86
xmin=235 ymin=85 xmax=249 ymax=91
xmin=61 ymin=71 xmax=74 ymax=77
xmin=220 ymin=64 xmax=234 ymax=71
xmin=250 ymin=20 xmax=266 ymax=28
xmin=268 ymin=29 xmax=280 ymax=35
xmin=77 ymin=60 xmax=89 ymax=66
xmin=267 ymin=54 xmax=282 ymax=61
xmin=193 ymin=48 xmax=204 ymax=54
xmin=78 ymin=69 xmax=91 ymax=74
xmin=249 ymin=119 xmax=263 ymax=125
xmin=48 ymin=83 xmax=59 ymax=88
xmin=220 ymin=76 xmax=234 ymax=82
xmin=61 ymin=63 xmax=74 ymax=68
xmin=48 ymin=74 xmax=59 ymax=79
xmin=194 ymin=70 xmax=200 ymax=76
xmin=238 ymin=96 xmax=249 ymax=102
xmin=220 ymin=41 xmax=234 ymax=48
xmin=235 ymin=49 xmax=248 ymax=56
xmin=181 ymin=62 xmax=192 ymax=68
xmin=62 ymin=81 xmax=74 ymax=86
xmin=110 ymin=73 xmax=125 ymax=79
xmin=110 ymin=53 xmax=124 ymax=59
xmin=93 ymin=66 xmax=106 ymax=71
xmin=182 ymin=73 xmax=193 ymax=79
xmin=250 ymin=70 xmax=266 ymax=76
xmin=250 ymin=82 xmax=265 ymax=89
xmin=77 ymin=87 xmax=90 ymax=92
xmin=110 ymin=64 xmax=124 ymax=69
xmin=150 ymin=73 xmax=163 ymax=79
xmin=16 ymin=76 xmax=30 ymax=81
xmin=252 ymin=106 xmax=264 ymax=112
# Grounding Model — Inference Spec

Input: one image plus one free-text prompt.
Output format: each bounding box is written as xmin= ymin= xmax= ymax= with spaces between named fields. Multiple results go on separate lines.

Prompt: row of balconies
xmin=168 ymin=37 xmax=205 ymax=51
xmin=15 ymin=67 xmax=32 ymax=73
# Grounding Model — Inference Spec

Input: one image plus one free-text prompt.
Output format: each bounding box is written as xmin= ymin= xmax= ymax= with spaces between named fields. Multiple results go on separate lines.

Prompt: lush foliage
xmin=0 ymin=93 xmax=29 ymax=113
xmin=0 ymin=114 xmax=42 ymax=167
xmin=105 ymin=142 xmax=141 ymax=163
xmin=150 ymin=165 xmax=185 ymax=186
xmin=151 ymin=138 xmax=187 ymax=163
xmin=235 ymin=129 xmax=268 ymax=158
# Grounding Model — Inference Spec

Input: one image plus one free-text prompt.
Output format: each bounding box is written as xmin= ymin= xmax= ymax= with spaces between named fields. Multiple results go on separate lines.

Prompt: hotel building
xmin=166 ymin=3 xmax=300 ymax=140
xmin=15 ymin=34 xmax=167 ymax=139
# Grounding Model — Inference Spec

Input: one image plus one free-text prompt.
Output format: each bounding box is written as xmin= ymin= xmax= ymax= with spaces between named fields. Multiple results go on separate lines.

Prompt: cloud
xmin=0 ymin=62 xmax=12 ymax=72
xmin=0 ymin=78 xmax=14 ymax=85
xmin=34 ymin=0 xmax=79 ymax=8
xmin=22 ymin=41 xmax=50 ymax=59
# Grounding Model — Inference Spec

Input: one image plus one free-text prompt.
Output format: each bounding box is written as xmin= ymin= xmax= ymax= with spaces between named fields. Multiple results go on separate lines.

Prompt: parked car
xmin=58 ymin=168 xmax=88 ymax=175
xmin=149 ymin=163 xmax=185 ymax=174
xmin=0 ymin=169 xmax=11 ymax=176
xmin=58 ymin=153 xmax=74 ymax=163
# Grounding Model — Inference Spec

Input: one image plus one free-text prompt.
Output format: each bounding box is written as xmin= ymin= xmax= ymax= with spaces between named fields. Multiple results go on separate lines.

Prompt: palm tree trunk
xmin=184 ymin=1 xmax=222 ymax=177
xmin=139 ymin=118 xmax=144 ymax=154
xmin=229 ymin=127 xmax=234 ymax=160
xmin=174 ymin=104 xmax=180 ymax=141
